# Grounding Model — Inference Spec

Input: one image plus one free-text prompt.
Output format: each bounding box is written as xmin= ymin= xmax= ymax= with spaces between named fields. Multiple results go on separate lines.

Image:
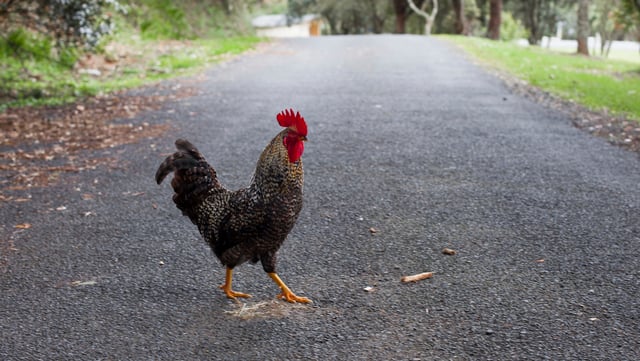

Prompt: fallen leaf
xmin=535 ymin=259 xmax=545 ymax=263
xmin=71 ymin=280 xmax=96 ymax=287
xmin=401 ymin=272 xmax=433 ymax=283
xmin=442 ymin=248 xmax=457 ymax=255
xmin=14 ymin=223 xmax=31 ymax=229
xmin=369 ymin=227 xmax=379 ymax=234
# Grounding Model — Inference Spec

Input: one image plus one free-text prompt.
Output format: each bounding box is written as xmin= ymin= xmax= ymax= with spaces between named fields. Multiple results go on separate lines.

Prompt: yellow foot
xmin=219 ymin=267 xmax=251 ymax=300
xmin=276 ymin=290 xmax=312 ymax=304
xmin=268 ymin=272 xmax=312 ymax=304
xmin=219 ymin=284 xmax=252 ymax=300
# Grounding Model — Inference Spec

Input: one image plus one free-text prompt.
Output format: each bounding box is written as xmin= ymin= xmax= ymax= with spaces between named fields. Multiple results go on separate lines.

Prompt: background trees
xmin=576 ymin=0 xmax=590 ymax=55
xmin=286 ymin=0 xmax=639 ymax=47
xmin=2 ymin=0 xmax=639 ymax=57
xmin=487 ymin=0 xmax=502 ymax=40
xmin=407 ymin=0 xmax=438 ymax=36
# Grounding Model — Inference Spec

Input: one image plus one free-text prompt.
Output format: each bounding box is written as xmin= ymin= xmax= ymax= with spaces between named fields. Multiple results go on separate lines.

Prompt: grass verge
xmin=0 ymin=36 xmax=263 ymax=111
xmin=443 ymin=35 xmax=640 ymax=122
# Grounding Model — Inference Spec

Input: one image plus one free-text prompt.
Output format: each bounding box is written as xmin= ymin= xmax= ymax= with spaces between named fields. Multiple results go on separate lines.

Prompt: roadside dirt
xmin=498 ymin=71 xmax=640 ymax=155
xmin=0 ymin=84 xmax=198 ymax=202
xmin=0 ymin=39 xmax=208 ymax=203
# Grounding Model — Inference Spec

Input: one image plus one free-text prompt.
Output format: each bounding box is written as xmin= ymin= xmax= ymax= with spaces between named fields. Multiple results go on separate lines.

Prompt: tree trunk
xmin=407 ymin=0 xmax=438 ymax=36
xmin=522 ymin=0 xmax=542 ymax=45
xmin=577 ymin=0 xmax=590 ymax=56
xmin=487 ymin=0 xmax=501 ymax=40
xmin=394 ymin=0 xmax=407 ymax=33
xmin=452 ymin=0 xmax=469 ymax=35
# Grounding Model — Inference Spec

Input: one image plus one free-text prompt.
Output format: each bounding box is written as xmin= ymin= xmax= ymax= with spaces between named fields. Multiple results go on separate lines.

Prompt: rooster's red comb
xmin=277 ymin=109 xmax=307 ymax=136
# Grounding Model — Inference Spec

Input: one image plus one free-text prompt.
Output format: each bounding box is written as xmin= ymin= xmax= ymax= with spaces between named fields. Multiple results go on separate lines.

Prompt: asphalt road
xmin=2 ymin=35 xmax=640 ymax=360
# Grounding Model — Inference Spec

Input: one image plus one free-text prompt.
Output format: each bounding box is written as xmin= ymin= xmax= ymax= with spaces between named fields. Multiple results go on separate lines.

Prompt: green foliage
xmin=445 ymin=35 xmax=640 ymax=122
xmin=135 ymin=0 xmax=190 ymax=39
xmin=500 ymin=11 xmax=528 ymax=41
xmin=289 ymin=0 xmax=391 ymax=34
xmin=617 ymin=0 xmax=640 ymax=29
xmin=58 ymin=47 xmax=80 ymax=68
xmin=437 ymin=0 xmax=480 ymax=35
xmin=0 ymin=36 xmax=261 ymax=111
xmin=125 ymin=0 xmax=255 ymax=40
xmin=621 ymin=0 xmax=640 ymax=15
xmin=505 ymin=1 xmax=572 ymax=44
xmin=0 ymin=0 xmax=124 ymax=50
xmin=0 ymin=27 xmax=79 ymax=67
xmin=0 ymin=0 xmax=263 ymax=110
xmin=1 ymin=28 xmax=51 ymax=61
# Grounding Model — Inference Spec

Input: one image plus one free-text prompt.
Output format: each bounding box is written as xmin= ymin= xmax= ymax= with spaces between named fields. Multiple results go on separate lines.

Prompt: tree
xmin=593 ymin=0 xmax=624 ymax=57
xmin=487 ymin=0 xmax=501 ymax=39
xmin=367 ymin=0 xmax=390 ymax=33
xmin=508 ymin=0 xmax=564 ymax=45
xmin=290 ymin=0 xmax=391 ymax=34
xmin=619 ymin=0 xmax=640 ymax=27
xmin=393 ymin=0 xmax=409 ymax=33
xmin=626 ymin=0 xmax=640 ymax=12
xmin=452 ymin=0 xmax=469 ymax=35
xmin=577 ymin=0 xmax=590 ymax=55
xmin=407 ymin=0 xmax=438 ymax=35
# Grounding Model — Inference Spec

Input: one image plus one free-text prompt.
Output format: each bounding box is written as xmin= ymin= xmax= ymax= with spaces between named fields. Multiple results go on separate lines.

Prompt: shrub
xmin=500 ymin=11 xmax=529 ymax=42
xmin=0 ymin=0 xmax=125 ymax=50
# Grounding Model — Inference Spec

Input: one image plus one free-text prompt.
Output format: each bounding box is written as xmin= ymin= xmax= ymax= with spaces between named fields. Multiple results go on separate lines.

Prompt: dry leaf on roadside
xmin=401 ymin=272 xmax=433 ymax=283
xmin=442 ymin=248 xmax=457 ymax=255
xmin=71 ymin=280 xmax=97 ymax=287
xmin=14 ymin=223 xmax=31 ymax=229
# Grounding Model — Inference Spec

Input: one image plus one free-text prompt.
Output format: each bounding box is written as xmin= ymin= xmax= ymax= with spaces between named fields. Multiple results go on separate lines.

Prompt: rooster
xmin=155 ymin=109 xmax=311 ymax=303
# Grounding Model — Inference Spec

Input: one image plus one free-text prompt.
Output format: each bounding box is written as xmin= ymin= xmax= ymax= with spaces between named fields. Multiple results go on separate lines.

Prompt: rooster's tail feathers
xmin=156 ymin=139 xmax=220 ymax=217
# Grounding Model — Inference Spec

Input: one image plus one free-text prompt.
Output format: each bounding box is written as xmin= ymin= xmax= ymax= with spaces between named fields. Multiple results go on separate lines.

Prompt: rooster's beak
xmin=300 ymin=136 xmax=308 ymax=142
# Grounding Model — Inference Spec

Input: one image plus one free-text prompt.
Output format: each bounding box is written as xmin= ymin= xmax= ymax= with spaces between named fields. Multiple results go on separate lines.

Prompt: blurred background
xmin=0 ymin=0 xmax=638 ymax=112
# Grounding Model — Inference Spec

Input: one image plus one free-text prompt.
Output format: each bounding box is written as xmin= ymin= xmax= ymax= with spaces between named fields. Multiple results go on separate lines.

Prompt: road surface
xmin=2 ymin=35 xmax=639 ymax=360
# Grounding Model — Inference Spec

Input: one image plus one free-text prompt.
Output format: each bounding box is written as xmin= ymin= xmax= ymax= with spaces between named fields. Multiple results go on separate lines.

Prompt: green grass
xmin=546 ymin=44 xmax=640 ymax=64
xmin=0 ymin=36 xmax=262 ymax=111
xmin=444 ymin=35 xmax=640 ymax=122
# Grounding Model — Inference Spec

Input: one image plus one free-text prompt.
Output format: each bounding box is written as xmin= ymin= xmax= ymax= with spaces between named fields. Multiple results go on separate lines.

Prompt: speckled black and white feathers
xmin=155 ymin=139 xmax=226 ymax=222
xmin=156 ymin=129 xmax=304 ymax=274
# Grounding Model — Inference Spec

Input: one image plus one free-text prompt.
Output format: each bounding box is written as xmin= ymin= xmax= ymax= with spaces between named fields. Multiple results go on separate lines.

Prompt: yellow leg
xmin=268 ymin=272 xmax=312 ymax=304
xmin=219 ymin=267 xmax=251 ymax=299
